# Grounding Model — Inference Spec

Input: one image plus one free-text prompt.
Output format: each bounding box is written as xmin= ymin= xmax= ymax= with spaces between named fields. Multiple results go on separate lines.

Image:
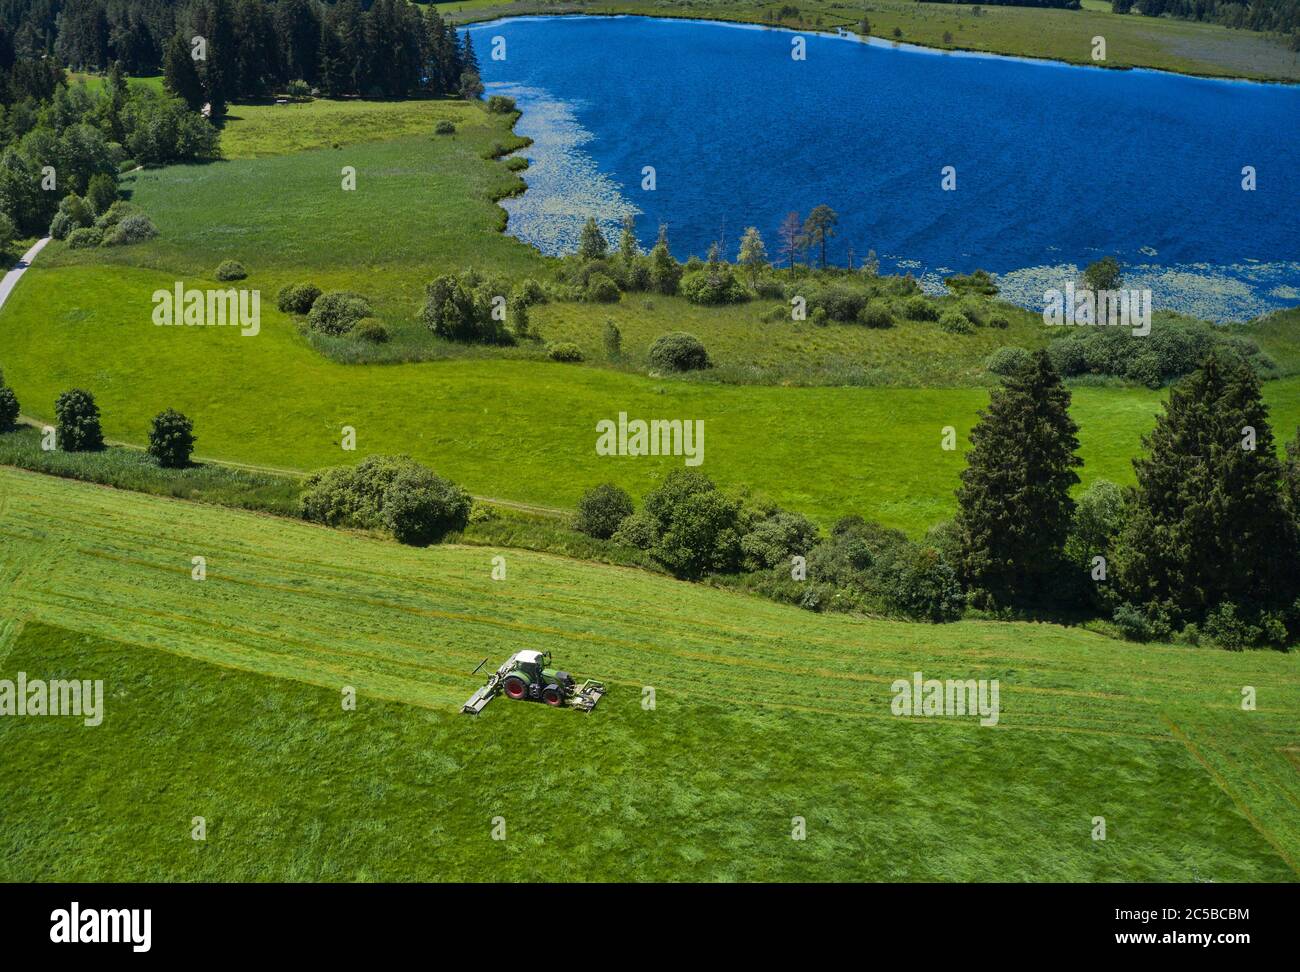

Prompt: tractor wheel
xmin=503 ymin=676 xmax=529 ymax=701
xmin=541 ymin=685 xmax=564 ymax=707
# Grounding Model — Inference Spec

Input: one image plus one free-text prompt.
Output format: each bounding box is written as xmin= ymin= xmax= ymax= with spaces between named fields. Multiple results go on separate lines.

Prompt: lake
xmin=472 ymin=16 xmax=1300 ymax=321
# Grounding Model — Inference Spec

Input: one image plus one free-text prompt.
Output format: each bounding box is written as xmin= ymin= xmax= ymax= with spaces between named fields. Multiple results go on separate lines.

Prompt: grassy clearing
xmin=218 ymin=97 xmax=499 ymax=160
xmin=0 ymin=467 xmax=1296 ymax=881
xmin=68 ymin=72 xmax=164 ymax=94
xmin=439 ymin=2 xmax=1300 ymax=82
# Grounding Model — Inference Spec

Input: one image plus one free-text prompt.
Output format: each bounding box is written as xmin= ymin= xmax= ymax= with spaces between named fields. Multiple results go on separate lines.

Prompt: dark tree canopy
xmin=956 ymin=349 xmax=1082 ymax=608
xmin=1117 ymin=351 xmax=1300 ymax=621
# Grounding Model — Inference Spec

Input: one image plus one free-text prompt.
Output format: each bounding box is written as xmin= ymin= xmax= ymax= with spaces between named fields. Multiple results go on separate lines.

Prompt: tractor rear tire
xmin=503 ymin=676 xmax=529 ymax=701
xmin=541 ymin=685 xmax=564 ymax=707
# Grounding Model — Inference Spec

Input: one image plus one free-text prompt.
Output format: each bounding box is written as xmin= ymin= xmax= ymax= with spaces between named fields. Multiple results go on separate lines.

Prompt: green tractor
xmin=461 ymin=650 xmax=605 ymax=715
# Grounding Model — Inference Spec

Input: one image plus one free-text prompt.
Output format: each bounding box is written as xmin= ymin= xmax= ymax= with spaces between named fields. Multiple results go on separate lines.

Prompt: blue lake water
xmin=472 ymin=16 xmax=1300 ymax=320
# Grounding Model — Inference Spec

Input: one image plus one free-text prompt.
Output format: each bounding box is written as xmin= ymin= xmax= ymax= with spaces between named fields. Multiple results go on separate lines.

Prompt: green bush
xmin=94 ymin=200 xmax=132 ymax=229
xmin=648 ymin=332 xmax=711 ymax=373
xmin=584 ymin=273 xmax=621 ymax=303
xmin=574 ymin=483 xmax=635 ymax=539
xmin=486 ymin=95 xmax=516 ymax=113
xmin=55 ymin=388 xmax=103 ymax=452
xmin=740 ymin=511 xmax=820 ymax=570
xmin=653 ymin=489 xmax=742 ymax=578
xmin=611 ymin=510 xmax=656 ymax=549
xmin=0 ymin=386 xmax=19 ymax=432
xmin=515 ymin=278 xmax=546 ymax=305
xmin=434 ymin=120 xmax=456 ymax=135
xmin=309 ymin=291 xmax=372 ymax=335
xmin=858 ymin=303 xmax=894 ymax=329
xmin=300 ymin=455 xmax=471 ymax=545
xmin=882 ymin=545 xmax=964 ymax=622
xmin=276 ymin=282 xmax=321 ymax=314
xmin=102 ymin=213 xmax=158 ymax=246
xmin=66 ymin=226 xmax=104 ymax=249
xmin=147 ymin=408 xmax=195 ymax=468
xmin=380 ymin=467 xmax=473 ymax=546
xmin=680 ymin=266 xmax=748 ymax=305
xmin=985 ymin=346 xmax=1032 ymax=376
xmin=49 ymin=194 xmax=92 ymax=240
xmin=215 ymin=260 xmax=247 ymax=281
xmin=938 ymin=309 xmax=975 ymax=335
xmin=903 ymin=295 xmax=938 ymax=321
xmin=1201 ymin=603 xmax=1261 ymax=651
xmin=789 ymin=282 xmax=866 ymax=322
xmin=355 ymin=318 xmax=390 ymax=343
xmin=1112 ymin=602 xmax=1172 ymax=643
xmin=547 ymin=342 xmax=584 ymax=363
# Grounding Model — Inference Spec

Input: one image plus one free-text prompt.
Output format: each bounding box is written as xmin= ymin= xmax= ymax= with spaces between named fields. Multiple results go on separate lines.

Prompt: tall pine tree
xmin=162 ymin=32 xmax=204 ymax=110
xmin=956 ymin=350 xmax=1082 ymax=609
xmin=1117 ymin=351 xmax=1300 ymax=621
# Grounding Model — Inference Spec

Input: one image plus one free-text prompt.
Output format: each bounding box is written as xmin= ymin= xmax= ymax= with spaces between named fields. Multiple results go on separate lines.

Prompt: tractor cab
xmin=511 ymin=649 xmax=549 ymax=682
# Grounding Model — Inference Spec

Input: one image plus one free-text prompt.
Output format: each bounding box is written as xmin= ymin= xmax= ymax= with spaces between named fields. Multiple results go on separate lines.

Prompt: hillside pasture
xmin=0 ymin=468 xmax=1296 ymax=881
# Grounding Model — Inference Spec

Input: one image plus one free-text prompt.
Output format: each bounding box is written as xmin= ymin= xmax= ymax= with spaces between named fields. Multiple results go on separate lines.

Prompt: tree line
xmin=1111 ymin=0 xmax=1300 ymax=34
xmin=923 ymin=0 xmax=1300 ymax=33
xmin=1 ymin=0 xmax=483 ymax=111
xmin=954 ymin=346 xmax=1300 ymax=649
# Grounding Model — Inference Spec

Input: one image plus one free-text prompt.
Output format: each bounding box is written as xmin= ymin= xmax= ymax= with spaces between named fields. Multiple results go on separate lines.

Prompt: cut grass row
xmin=0 ymin=467 xmax=1295 ymax=880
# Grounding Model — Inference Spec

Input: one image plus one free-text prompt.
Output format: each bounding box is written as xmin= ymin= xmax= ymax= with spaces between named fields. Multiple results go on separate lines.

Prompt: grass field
xmin=0 ymin=467 xmax=1296 ymax=881
xmin=434 ymin=1 xmax=1300 ymax=82
xmin=4 ymin=256 xmax=1299 ymax=532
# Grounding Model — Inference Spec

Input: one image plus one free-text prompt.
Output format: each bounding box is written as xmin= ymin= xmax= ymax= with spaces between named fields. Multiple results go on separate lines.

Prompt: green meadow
xmin=14 ymin=266 xmax=1294 ymax=532
xmin=4 ymin=97 xmax=1298 ymax=533
xmin=0 ymin=468 xmax=1295 ymax=881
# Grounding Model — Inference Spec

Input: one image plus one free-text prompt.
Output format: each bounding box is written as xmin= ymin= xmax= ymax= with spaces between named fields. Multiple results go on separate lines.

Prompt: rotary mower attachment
xmin=461 ymin=650 xmax=606 ymax=715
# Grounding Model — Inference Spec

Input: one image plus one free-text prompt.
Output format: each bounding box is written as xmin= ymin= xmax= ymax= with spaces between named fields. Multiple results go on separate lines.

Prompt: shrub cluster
xmin=309 ymin=291 xmax=373 ymax=335
xmin=593 ymin=473 xmax=962 ymax=621
xmin=420 ymin=269 xmax=518 ymax=345
xmin=300 ymin=455 xmax=472 ymax=546
xmin=1047 ymin=317 xmax=1274 ymax=388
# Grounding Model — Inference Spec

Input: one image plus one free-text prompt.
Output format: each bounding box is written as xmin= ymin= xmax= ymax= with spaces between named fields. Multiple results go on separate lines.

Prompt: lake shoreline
xmin=476 ymin=15 xmax=1299 ymax=323
xmin=459 ymin=10 xmax=1300 ymax=87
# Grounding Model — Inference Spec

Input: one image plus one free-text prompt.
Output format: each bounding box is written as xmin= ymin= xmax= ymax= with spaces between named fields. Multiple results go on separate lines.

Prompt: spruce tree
xmin=618 ymin=216 xmax=638 ymax=264
xmin=163 ymin=33 xmax=204 ymax=110
xmin=460 ymin=30 xmax=480 ymax=76
xmin=956 ymin=350 xmax=1081 ymax=608
xmin=1117 ymin=351 xmax=1300 ymax=620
